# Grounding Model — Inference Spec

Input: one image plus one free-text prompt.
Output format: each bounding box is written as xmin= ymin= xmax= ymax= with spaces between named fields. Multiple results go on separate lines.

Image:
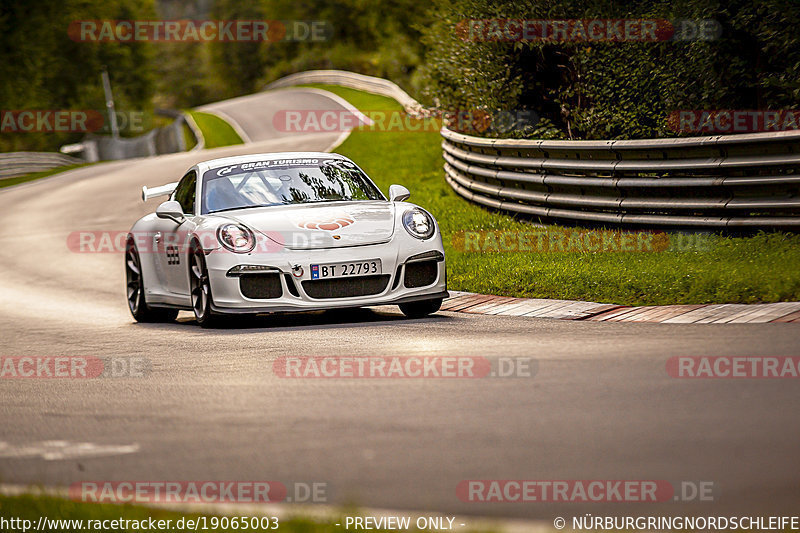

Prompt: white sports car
xmin=125 ymin=152 xmax=448 ymax=327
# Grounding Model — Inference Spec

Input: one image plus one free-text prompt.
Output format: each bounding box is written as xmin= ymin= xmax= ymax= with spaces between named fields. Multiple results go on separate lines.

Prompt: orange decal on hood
xmin=296 ymin=215 xmax=355 ymax=231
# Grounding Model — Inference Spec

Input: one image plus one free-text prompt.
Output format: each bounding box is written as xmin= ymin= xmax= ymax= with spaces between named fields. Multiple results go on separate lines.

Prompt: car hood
xmin=216 ymin=201 xmax=395 ymax=250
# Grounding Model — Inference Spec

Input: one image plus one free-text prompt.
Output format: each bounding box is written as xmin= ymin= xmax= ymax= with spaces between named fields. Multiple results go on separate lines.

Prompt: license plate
xmin=311 ymin=259 xmax=382 ymax=279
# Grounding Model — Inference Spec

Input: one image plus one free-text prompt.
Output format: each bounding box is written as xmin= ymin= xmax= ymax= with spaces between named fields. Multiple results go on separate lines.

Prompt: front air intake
xmin=240 ymin=273 xmax=283 ymax=299
xmin=404 ymin=260 xmax=438 ymax=288
xmin=302 ymin=275 xmax=390 ymax=299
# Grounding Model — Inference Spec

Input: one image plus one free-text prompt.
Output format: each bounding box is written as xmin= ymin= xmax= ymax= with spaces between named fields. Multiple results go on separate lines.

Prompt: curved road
xmin=0 ymin=88 xmax=798 ymax=522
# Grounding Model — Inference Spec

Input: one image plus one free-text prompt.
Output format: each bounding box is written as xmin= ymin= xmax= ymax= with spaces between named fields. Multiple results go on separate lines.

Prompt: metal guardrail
xmin=60 ymin=111 xmax=199 ymax=163
xmin=77 ymin=111 xmax=193 ymax=162
xmin=1 ymin=111 xmax=201 ymax=180
xmin=265 ymin=70 xmax=425 ymax=115
xmin=268 ymin=69 xmax=800 ymax=229
xmin=442 ymin=128 xmax=800 ymax=228
xmin=0 ymin=152 xmax=84 ymax=179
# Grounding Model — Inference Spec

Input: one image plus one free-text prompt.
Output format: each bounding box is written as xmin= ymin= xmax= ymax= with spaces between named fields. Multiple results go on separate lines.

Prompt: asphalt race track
xmin=0 ymin=87 xmax=798 ymax=522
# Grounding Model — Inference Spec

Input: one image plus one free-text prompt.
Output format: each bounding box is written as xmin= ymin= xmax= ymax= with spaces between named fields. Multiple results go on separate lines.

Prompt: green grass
xmin=187 ymin=111 xmax=244 ymax=149
xmin=0 ymin=163 xmax=91 ymax=190
xmin=0 ymin=493 xmax=499 ymax=533
xmin=303 ymin=84 xmax=800 ymax=306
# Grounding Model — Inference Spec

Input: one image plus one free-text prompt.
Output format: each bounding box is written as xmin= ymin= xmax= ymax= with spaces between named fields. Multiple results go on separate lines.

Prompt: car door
xmin=156 ymin=170 xmax=198 ymax=299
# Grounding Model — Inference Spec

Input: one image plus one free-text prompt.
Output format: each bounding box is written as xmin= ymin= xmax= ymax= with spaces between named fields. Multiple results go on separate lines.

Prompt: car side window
xmin=173 ymin=171 xmax=197 ymax=214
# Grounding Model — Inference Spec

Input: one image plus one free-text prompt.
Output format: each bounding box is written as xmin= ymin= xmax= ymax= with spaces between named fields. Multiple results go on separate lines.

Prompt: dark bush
xmin=417 ymin=0 xmax=800 ymax=139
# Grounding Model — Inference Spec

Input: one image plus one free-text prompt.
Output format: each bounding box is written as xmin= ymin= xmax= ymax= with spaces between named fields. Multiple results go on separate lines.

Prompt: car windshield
xmin=201 ymin=158 xmax=384 ymax=214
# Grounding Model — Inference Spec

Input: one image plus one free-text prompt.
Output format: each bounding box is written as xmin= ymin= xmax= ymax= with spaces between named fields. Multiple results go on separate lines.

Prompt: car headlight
xmin=217 ymin=224 xmax=255 ymax=253
xmin=402 ymin=208 xmax=435 ymax=240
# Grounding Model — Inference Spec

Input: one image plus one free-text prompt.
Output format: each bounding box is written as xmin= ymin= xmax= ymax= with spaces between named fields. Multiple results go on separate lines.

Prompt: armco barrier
xmin=81 ymin=111 xmax=193 ymax=162
xmin=265 ymin=69 xmax=425 ymax=115
xmin=59 ymin=110 xmax=199 ymax=163
xmin=441 ymin=127 xmax=800 ymax=229
xmin=0 ymin=152 xmax=84 ymax=179
xmin=1 ymin=110 xmax=202 ymax=178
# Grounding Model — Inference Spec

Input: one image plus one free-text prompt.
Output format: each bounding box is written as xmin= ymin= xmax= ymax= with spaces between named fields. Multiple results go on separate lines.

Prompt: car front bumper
xmin=205 ymin=241 xmax=447 ymax=314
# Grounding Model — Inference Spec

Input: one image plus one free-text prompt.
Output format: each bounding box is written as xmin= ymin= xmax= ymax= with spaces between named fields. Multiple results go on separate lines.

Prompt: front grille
xmin=240 ymin=273 xmax=283 ymax=299
xmin=404 ymin=260 xmax=438 ymax=288
xmin=302 ymin=275 xmax=390 ymax=299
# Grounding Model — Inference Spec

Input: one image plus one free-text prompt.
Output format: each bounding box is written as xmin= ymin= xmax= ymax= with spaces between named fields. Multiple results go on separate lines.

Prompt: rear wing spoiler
xmin=141 ymin=182 xmax=179 ymax=202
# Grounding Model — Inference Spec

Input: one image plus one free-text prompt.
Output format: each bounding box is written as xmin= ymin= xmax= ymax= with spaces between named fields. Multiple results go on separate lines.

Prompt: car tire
xmin=399 ymin=297 xmax=443 ymax=318
xmin=125 ymin=238 xmax=178 ymax=323
xmin=189 ymin=240 xmax=223 ymax=328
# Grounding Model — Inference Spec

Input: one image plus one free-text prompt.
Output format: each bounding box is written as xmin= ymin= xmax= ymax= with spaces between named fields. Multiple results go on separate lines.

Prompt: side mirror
xmin=156 ymin=200 xmax=185 ymax=223
xmin=389 ymin=184 xmax=411 ymax=202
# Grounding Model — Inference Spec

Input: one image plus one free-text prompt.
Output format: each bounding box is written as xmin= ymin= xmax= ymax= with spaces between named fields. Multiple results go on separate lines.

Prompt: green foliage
xmin=0 ymin=0 xmax=156 ymax=152
xmin=207 ymin=0 xmax=427 ymax=97
xmin=418 ymin=0 xmax=800 ymax=139
xmin=71 ymin=0 xmax=430 ymax=110
xmin=152 ymin=42 xmax=218 ymax=108
xmin=4 ymin=0 xmax=799 ymax=151
xmin=208 ymin=0 xmax=270 ymax=96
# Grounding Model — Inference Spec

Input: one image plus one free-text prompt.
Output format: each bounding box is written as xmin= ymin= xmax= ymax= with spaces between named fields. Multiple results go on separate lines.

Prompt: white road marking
xmin=202 ymin=108 xmax=253 ymax=144
xmin=0 ymin=440 xmax=139 ymax=460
